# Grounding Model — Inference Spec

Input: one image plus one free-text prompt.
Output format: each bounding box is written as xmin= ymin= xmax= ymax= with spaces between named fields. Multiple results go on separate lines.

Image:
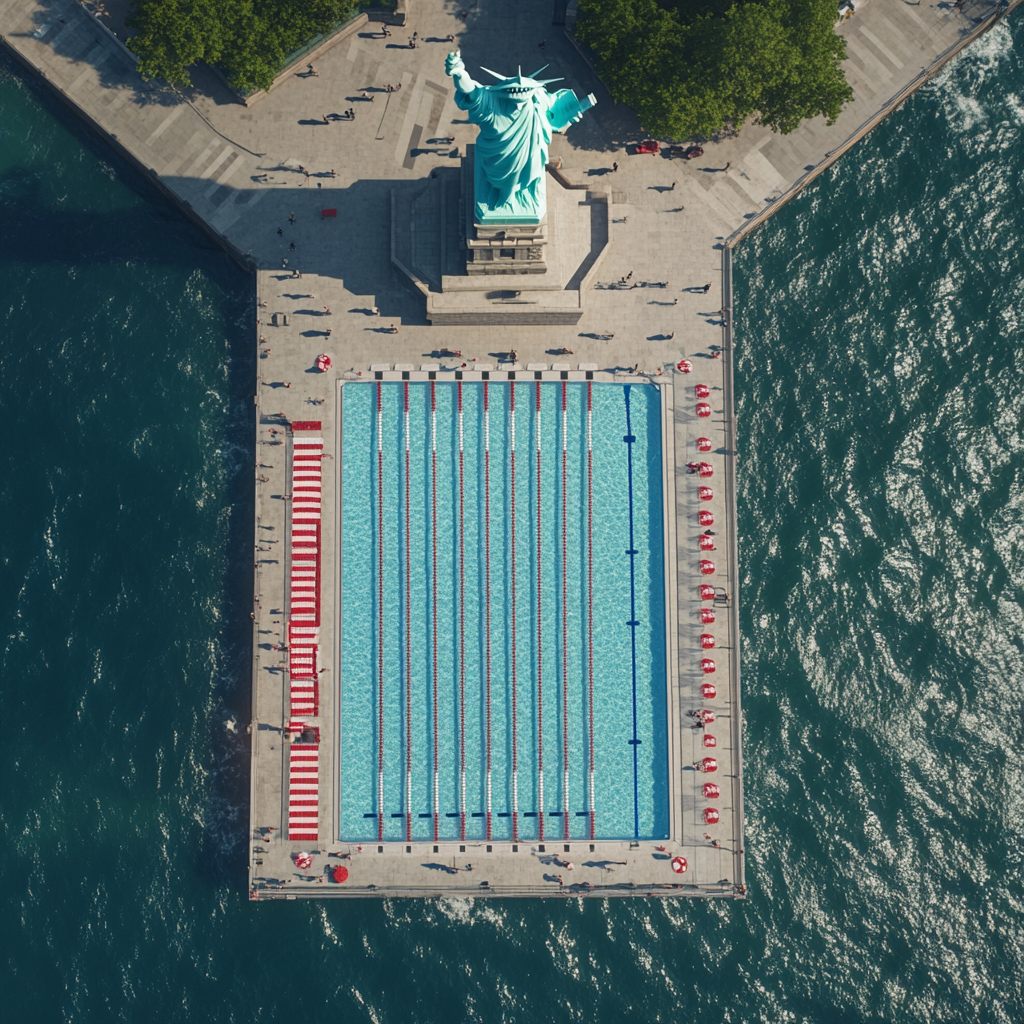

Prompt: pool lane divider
xmin=587 ymin=383 xmax=596 ymax=839
xmin=561 ymin=381 xmax=570 ymax=840
xmin=622 ymin=385 xmax=641 ymax=840
xmin=458 ymin=381 xmax=467 ymax=842
xmin=509 ymin=382 xmax=519 ymax=842
xmin=376 ymin=382 xmax=385 ymax=843
xmin=535 ymin=381 xmax=545 ymax=843
xmin=404 ymin=382 xmax=413 ymax=843
xmin=484 ymin=382 xmax=493 ymax=841
xmin=431 ymin=382 xmax=440 ymax=842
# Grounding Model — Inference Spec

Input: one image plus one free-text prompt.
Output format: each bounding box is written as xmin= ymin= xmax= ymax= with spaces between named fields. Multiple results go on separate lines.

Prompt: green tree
xmin=576 ymin=0 xmax=853 ymax=140
xmin=127 ymin=0 xmax=226 ymax=88
xmin=127 ymin=0 xmax=360 ymax=93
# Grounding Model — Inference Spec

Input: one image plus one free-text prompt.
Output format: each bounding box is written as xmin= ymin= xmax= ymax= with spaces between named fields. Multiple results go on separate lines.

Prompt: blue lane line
xmin=623 ymin=385 xmax=641 ymax=840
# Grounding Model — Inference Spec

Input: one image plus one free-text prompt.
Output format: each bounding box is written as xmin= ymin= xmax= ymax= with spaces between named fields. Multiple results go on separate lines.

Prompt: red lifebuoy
xmin=704 ymin=807 xmax=720 ymax=824
xmin=671 ymin=856 xmax=688 ymax=873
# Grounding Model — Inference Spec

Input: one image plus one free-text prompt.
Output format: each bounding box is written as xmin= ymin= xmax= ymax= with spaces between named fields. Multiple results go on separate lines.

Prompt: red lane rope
xmin=376 ymin=382 xmax=385 ymax=843
xmin=431 ymin=382 xmax=439 ymax=842
xmin=587 ymin=381 xmax=595 ymax=839
xmin=509 ymin=382 xmax=519 ymax=842
xmin=561 ymin=381 xmax=570 ymax=840
xmin=458 ymin=381 xmax=467 ymax=842
xmin=484 ymin=382 xmax=493 ymax=841
xmin=536 ymin=381 xmax=544 ymax=843
xmin=404 ymin=382 xmax=412 ymax=843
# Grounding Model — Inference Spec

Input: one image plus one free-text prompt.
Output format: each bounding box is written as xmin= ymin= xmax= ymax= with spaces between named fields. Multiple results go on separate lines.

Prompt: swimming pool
xmin=339 ymin=380 xmax=669 ymax=843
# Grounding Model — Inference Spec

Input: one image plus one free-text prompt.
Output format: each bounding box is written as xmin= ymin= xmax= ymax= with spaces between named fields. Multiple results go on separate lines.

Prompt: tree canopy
xmin=126 ymin=0 xmax=360 ymax=93
xmin=575 ymin=0 xmax=853 ymax=140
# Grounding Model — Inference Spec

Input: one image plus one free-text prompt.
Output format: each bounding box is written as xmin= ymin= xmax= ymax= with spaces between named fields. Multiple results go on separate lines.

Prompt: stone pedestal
xmin=390 ymin=148 xmax=611 ymax=326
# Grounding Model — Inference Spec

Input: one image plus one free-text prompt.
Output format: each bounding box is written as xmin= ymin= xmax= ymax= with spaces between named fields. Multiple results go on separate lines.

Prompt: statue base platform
xmin=390 ymin=157 xmax=610 ymax=326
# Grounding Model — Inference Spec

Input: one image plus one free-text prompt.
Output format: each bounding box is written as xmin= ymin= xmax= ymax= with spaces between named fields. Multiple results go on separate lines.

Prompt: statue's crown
xmin=479 ymin=64 xmax=563 ymax=94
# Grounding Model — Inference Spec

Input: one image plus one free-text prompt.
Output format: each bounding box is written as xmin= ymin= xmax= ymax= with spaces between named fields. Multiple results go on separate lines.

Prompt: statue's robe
xmin=455 ymin=86 xmax=590 ymax=216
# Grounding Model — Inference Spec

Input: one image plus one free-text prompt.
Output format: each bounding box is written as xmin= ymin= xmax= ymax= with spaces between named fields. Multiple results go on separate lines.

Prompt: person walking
xmin=703 ymin=282 xmax=711 ymax=293
xmin=612 ymin=161 xmax=618 ymax=172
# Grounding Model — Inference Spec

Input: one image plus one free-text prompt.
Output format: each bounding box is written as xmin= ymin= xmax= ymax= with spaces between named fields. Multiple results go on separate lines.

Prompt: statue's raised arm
xmin=442 ymin=52 xmax=597 ymax=224
xmin=445 ymin=51 xmax=478 ymax=95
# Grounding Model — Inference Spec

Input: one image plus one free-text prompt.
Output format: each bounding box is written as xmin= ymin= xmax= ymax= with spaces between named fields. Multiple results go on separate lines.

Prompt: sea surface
xmin=2 ymin=14 xmax=1022 ymax=1022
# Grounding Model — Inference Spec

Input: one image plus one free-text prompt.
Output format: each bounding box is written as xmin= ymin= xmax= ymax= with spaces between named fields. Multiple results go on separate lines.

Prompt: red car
xmin=636 ymin=139 xmax=660 ymax=155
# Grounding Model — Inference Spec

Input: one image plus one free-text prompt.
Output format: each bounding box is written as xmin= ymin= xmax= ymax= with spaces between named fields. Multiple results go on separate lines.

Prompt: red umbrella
xmin=332 ymin=865 xmax=349 ymax=883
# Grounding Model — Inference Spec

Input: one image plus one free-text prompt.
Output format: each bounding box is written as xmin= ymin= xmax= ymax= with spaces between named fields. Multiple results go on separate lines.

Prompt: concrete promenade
xmin=2 ymin=0 xmax=1017 ymax=899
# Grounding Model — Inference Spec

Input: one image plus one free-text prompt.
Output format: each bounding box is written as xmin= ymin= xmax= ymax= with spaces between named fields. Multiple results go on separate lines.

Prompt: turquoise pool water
xmin=340 ymin=380 xmax=668 ymax=842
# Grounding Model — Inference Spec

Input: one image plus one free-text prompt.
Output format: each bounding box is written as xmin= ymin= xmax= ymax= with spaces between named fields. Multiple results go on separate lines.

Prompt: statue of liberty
xmin=445 ymin=51 xmax=596 ymax=225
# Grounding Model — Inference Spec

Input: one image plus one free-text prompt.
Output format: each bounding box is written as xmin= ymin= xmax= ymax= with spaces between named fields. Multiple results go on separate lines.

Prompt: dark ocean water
xmin=2 ymin=14 xmax=1022 ymax=1023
